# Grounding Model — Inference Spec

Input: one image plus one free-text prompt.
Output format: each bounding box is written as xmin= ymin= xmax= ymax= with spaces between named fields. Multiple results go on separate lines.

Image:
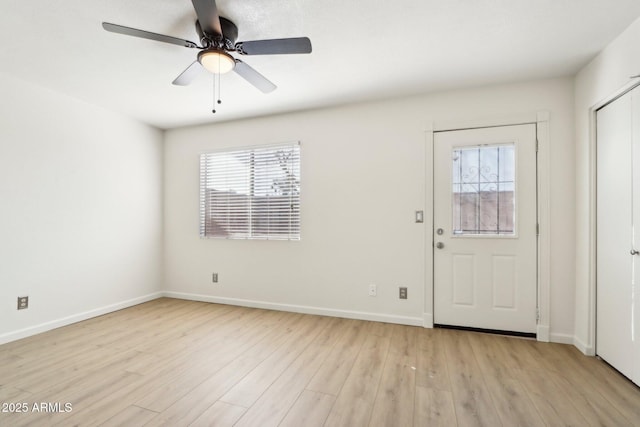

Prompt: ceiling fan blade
xmin=191 ymin=0 xmax=223 ymax=35
xmin=102 ymin=22 xmax=198 ymax=48
xmin=233 ymin=60 xmax=277 ymax=93
xmin=235 ymin=37 xmax=312 ymax=55
xmin=172 ymin=61 xmax=203 ymax=86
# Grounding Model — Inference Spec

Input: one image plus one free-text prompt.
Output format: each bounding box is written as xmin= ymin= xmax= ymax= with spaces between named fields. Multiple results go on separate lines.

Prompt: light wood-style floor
xmin=1 ymin=298 xmax=639 ymax=426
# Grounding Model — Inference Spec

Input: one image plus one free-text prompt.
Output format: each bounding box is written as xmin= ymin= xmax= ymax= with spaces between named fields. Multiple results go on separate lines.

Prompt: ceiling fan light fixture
xmin=198 ymin=48 xmax=235 ymax=74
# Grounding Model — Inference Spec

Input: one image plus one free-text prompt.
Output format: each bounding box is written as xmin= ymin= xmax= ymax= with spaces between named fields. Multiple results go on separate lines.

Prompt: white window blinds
xmin=199 ymin=142 xmax=300 ymax=240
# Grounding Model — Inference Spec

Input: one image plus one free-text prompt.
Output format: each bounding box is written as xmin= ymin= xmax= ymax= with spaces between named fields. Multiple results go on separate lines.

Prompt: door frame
xmin=423 ymin=112 xmax=551 ymax=342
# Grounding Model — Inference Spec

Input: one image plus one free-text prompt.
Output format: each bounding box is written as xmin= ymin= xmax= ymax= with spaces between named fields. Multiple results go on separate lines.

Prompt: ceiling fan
xmin=102 ymin=0 xmax=312 ymax=93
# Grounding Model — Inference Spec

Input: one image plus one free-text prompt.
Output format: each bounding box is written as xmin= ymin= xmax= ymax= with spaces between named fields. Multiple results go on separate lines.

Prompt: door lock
xmin=631 ymin=249 xmax=639 ymax=256
xmin=436 ymin=242 xmax=444 ymax=249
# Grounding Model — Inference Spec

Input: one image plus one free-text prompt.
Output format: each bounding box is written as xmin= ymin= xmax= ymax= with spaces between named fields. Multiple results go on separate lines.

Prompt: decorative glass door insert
xmin=452 ymin=144 xmax=515 ymax=235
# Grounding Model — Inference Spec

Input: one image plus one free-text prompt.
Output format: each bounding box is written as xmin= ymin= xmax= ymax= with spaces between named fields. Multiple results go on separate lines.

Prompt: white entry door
xmin=596 ymin=84 xmax=640 ymax=386
xmin=433 ymin=124 xmax=538 ymax=334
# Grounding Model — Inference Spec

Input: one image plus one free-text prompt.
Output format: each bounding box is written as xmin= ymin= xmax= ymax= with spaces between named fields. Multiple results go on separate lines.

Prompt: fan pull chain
xmin=217 ymin=70 xmax=222 ymax=106
xmin=211 ymin=73 xmax=217 ymax=114
xmin=217 ymin=53 xmax=222 ymax=106
xmin=211 ymin=56 xmax=223 ymax=114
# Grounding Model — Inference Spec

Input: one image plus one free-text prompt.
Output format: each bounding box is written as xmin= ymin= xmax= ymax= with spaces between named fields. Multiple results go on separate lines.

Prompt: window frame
xmin=199 ymin=142 xmax=301 ymax=241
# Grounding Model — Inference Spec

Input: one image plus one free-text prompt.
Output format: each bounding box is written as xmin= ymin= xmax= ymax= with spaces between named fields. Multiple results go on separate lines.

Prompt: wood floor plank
xmin=492 ymin=335 xmax=547 ymax=373
xmin=0 ymin=410 xmax=35 ymax=427
xmin=513 ymin=367 xmax=590 ymax=427
xmin=369 ymin=324 xmax=418 ymax=427
xmin=550 ymin=372 xmax=631 ymax=427
xmin=18 ymin=371 xmax=144 ymax=427
xmin=306 ymin=319 xmax=369 ymax=395
xmin=0 ymin=342 xmax=101 ymax=386
xmin=233 ymin=317 xmax=344 ymax=426
xmin=415 ymin=328 xmax=451 ymax=391
xmin=130 ymin=303 xmax=239 ymax=356
xmin=442 ymin=329 xmax=502 ymax=427
xmin=0 ymin=351 xmax=23 ymax=372
xmin=37 ymin=352 xmax=162 ymax=427
xmin=80 ymin=298 xmax=180 ymax=329
xmin=10 ymin=347 xmax=136 ymax=394
xmin=138 ymin=356 xmax=258 ymax=427
xmin=129 ymin=308 xmax=287 ymax=377
xmin=0 ymin=386 xmax=31 ymax=401
xmin=369 ymin=356 xmax=416 ymax=427
xmin=413 ymin=385 xmax=457 ymax=427
xmin=518 ymin=339 xmax=640 ymax=426
xmin=58 ymin=310 xmax=293 ymax=426
xmin=520 ymin=339 xmax=583 ymax=377
xmin=555 ymin=344 xmax=640 ymax=425
xmin=0 ymin=387 xmax=33 ymax=427
xmin=467 ymin=332 xmax=545 ymax=427
xmin=144 ymin=313 xmax=311 ymax=426
xmin=324 ymin=333 xmax=391 ymax=427
xmin=0 ymin=322 xmax=91 ymax=356
xmin=189 ymin=401 xmax=247 ymax=427
xmin=538 ymin=343 xmax=633 ymax=426
xmin=218 ymin=314 xmax=329 ymax=408
xmin=56 ymin=374 xmax=160 ymax=427
xmin=98 ymin=405 xmax=158 ymax=427
xmin=368 ymin=321 xmax=396 ymax=338
xmin=278 ymin=390 xmax=335 ymax=427
xmin=134 ymin=311 xmax=302 ymax=413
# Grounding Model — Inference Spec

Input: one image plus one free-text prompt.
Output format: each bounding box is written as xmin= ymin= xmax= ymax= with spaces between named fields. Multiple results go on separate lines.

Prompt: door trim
xmin=423 ymin=112 xmax=551 ymax=342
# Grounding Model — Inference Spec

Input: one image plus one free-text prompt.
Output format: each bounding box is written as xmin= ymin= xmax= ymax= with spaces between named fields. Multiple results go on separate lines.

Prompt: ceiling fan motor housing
xmin=196 ymin=17 xmax=238 ymax=49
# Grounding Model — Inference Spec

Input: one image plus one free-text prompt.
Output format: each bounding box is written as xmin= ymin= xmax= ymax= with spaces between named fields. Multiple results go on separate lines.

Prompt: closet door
xmin=632 ymin=89 xmax=640 ymax=385
xmin=596 ymin=85 xmax=639 ymax=385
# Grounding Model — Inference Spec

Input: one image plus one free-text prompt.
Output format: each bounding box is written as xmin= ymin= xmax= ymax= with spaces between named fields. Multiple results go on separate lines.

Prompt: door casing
xmin=433 ymin=124 xmax=538 ymax=334
xmin=423 ymin=112 xmax=551 ymax=342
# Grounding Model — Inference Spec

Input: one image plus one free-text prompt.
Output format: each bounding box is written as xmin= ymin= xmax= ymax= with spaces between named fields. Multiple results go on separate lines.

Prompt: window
xmin=452 ymin=144 xmax=515 ymax=235
xmin=200 ymin=142 xmax=300 ymax=240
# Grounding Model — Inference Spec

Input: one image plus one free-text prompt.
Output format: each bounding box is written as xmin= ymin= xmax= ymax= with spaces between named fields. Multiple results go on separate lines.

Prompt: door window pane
xmin=452 ymin=144 xmax=515 ymax=235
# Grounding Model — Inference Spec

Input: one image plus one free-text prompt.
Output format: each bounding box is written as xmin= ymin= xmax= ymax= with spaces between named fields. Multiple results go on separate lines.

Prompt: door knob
xmin=631 ymin=249 xmax=639 ymax=256
xmin=436 ymin=242 xmax=444 ymax=249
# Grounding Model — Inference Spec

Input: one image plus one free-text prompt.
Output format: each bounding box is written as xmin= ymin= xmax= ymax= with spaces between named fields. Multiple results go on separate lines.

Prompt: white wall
xmin=0 ymin=74 xmax=164 ymax=343
xmin=164 ymin=77 xmax=576 ymax=338
xmin=574 ymin=16 xmax=640 ymax=354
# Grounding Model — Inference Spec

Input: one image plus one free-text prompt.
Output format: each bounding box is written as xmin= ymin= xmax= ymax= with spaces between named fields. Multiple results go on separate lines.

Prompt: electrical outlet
xmin=368 ymin=284 xmax=377 ymax=297
xmin=17 ymin=296 xmax=28 ymax=310
xmin=212 ymin=273 xmax=219 ymax=283
xmin=399 ymin=287 xmax=407 ymax=299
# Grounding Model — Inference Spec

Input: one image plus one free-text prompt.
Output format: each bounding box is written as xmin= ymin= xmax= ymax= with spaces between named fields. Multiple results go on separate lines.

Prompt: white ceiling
xmin=2 ymin=0 xmax=640 ymax=129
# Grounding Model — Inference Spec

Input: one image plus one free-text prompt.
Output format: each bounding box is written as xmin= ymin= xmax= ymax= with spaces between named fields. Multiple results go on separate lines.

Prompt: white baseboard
xmin=0 ymin=292 xmax=163 ymax=345
xmin=163 ymin=291 xmax=424 ymax=327
xmin=549 ymin=332 xmax=574 ymax=345
xmin=573 ymin=335 xmax=596 ymax=356
xmin=539 ymin=327 xmax=578 ymax=346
